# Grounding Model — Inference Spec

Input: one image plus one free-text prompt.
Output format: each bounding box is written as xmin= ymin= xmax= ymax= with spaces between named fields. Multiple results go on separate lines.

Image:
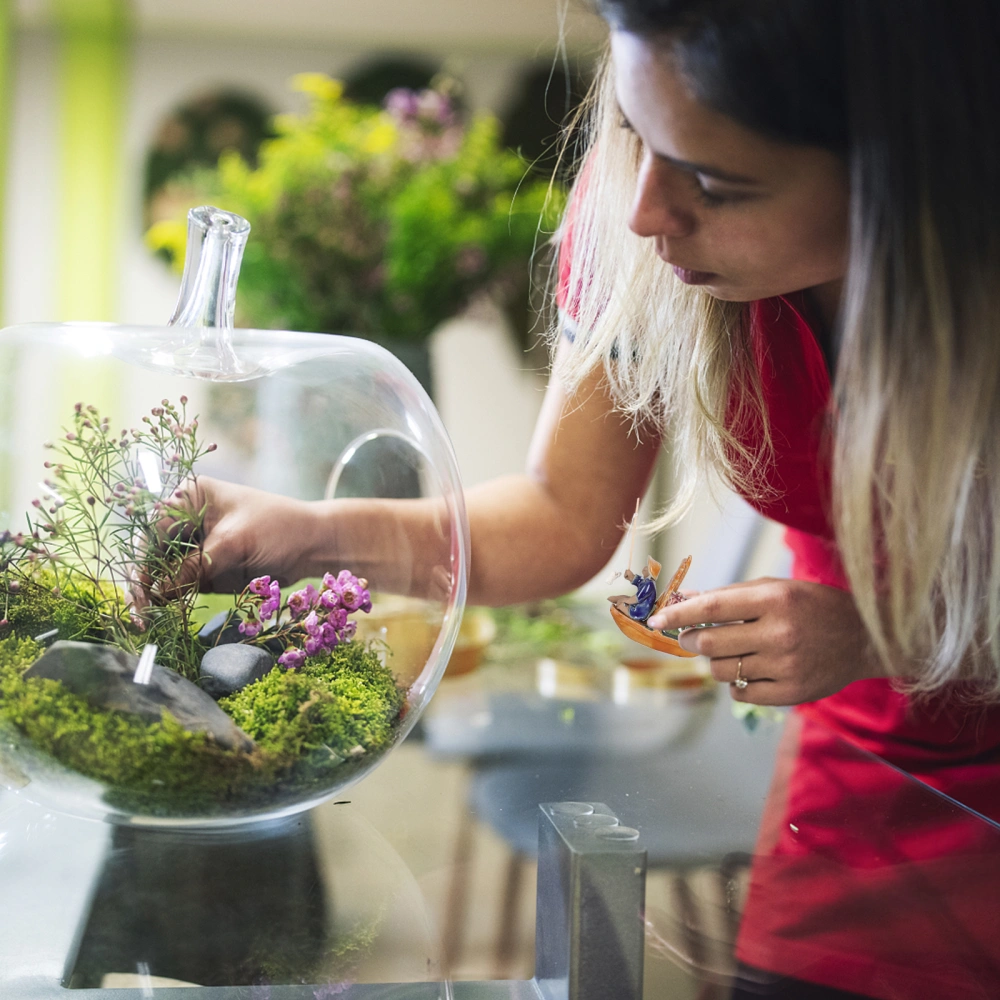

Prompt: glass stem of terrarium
xmin=167 ymin=206 xmax=250 ymax=373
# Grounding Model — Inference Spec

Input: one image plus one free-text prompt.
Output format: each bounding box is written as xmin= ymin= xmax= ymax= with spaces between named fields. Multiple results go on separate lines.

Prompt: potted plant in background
xmin=146 ymin=73 xmax=565 ymax=398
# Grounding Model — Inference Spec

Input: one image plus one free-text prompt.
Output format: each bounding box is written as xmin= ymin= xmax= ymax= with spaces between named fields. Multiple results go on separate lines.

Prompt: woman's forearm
xmin=296 ymin=471 xmax=628 ymax=606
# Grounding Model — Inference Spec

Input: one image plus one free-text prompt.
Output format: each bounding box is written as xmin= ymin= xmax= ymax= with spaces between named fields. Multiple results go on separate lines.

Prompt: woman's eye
xmin=690 ymin=174 xmax=747 ymax=208
xmin=687 ymin=173 xmax=723 ymax=205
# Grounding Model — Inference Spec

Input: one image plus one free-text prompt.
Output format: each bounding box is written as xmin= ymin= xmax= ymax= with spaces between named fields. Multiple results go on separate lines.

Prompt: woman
xmin=179 ymin=4 xmax=1000 ymax=992
xmin=549 ymin=5 xmax=1000 ymax=995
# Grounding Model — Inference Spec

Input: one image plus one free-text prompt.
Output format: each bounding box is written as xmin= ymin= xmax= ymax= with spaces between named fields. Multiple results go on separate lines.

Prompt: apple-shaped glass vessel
xmin=0 ymin=207 xmax=468 ymax=826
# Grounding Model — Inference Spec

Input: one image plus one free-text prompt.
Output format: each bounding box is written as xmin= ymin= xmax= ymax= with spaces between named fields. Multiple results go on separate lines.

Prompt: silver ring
xmin=734 ymin=657 xmax=749 ymax=690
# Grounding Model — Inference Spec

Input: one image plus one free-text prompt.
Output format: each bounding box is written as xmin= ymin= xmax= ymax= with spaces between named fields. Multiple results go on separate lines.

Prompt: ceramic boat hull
xmin=610 ymin=604 xmax=699 ymax=658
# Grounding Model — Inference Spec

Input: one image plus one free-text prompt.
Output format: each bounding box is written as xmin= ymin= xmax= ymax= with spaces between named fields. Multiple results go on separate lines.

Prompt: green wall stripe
xmin=0 ymin=1 xmax=13 ymax=520
xmin=0 ymin=0 xmax=11 ymax=324
xmin=54 ymin=0 xmax=131 ymax=321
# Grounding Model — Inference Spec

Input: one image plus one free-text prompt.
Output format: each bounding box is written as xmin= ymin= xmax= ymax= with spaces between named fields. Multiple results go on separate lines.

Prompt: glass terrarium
xmin=0 ymin=207 xmax=468 ymax=827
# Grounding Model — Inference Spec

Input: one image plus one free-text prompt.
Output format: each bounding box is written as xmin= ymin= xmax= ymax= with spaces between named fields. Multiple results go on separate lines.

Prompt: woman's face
xmin=612 ymin=31 xmax=849 ymax=310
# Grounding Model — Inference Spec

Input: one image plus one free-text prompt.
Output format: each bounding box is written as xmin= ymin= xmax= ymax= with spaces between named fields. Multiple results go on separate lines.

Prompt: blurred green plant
xmin=147 ymin=73 xmax=565 ymax=345
xmin=486 ymin=599 xmax=621 ymax=669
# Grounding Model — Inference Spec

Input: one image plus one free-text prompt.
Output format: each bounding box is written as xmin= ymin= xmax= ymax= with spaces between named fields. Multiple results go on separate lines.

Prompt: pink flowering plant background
xmin=146 ymin=73 xmax=565 ymax=345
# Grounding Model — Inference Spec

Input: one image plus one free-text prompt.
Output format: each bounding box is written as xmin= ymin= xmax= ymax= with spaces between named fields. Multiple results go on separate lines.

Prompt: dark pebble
xmin=200 ymin=643 xmax=275 ymax=698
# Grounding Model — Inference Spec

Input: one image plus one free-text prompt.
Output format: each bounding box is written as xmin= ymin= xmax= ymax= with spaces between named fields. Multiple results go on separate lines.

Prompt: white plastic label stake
xmin=133 ymin=644 xmax=157 ymax=686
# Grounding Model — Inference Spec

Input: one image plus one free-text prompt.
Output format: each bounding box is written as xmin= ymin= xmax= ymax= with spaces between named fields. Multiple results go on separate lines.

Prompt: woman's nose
xmin=628 ymin=154 xmax=695 ymax=240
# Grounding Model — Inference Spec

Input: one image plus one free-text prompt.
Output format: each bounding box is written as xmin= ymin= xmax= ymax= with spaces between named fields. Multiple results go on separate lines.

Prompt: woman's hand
xmin=647 ymin=577 xmax=885 ymax=705
xmin=146 ymin=476 xmax=314 ymax=599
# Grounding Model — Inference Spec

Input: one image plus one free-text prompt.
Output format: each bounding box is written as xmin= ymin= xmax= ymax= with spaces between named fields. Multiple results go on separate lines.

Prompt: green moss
xmin=221 ymin=641 xmax=404 ymax=761
xmin=0 ymin=635 xmax=405 ymax=817
xmin=0 ymin=635 xmax=41 ymax=676
xmin=0 ymin=635 xmax=273 ymax=813
xmin=2 ymin=568 xmax=107 ymax=643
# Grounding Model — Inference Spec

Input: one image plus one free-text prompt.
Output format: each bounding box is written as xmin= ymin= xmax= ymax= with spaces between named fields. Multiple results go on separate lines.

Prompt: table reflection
xmin=0 ymin=654 xmax=999 ymax=998
xmin=732 ymin=711 xmax=1000 ymax=1000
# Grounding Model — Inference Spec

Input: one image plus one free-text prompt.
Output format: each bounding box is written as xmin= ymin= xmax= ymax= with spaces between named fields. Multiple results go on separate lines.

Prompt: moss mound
xmin=221 ymin=641 xmax=404 ymax=760
xmin=0 ymin=634 xmax=404 ymax=817
xmin=2 ymin=569 xmax=108 ymax=643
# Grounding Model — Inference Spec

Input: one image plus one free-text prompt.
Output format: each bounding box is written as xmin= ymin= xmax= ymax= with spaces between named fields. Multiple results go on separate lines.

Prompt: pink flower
xmin=304 ymin=635 xmax=323 ymax=657
xmin=278 ymin=649 xmax=306 ymax=670
xmin=319 ymin=588 xmax=341 ymax=611
xmin=259 ymin=597 xmax=280 ymax=622
xmin=239 ymin=618 xmax=262 ymax=639
xmin=248 ymin=575 xmax=272 ymax=597
xmin=303 ymin=610 xmax=322 ymax=637
xmin=416 ymin=88 xmax=455 ymax=127
xmin=385 ymin=87 xmax=419 ymax=121
xmin=341 ymin=585 xmax=362 ymax=611
xmin=288 ymin=584 xmax=319 ymax=617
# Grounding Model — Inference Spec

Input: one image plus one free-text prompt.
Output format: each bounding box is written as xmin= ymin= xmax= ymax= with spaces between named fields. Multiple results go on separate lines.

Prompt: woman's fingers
xmin=647 ymin=578 xmax=780 ymax=630
xmin=675 ymin=619 xmax=770 ymax=658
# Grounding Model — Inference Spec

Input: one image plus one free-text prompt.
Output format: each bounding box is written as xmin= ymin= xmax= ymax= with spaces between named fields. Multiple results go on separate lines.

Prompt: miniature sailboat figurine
xmin=608 ymin=553 xmax=699 ymax=658
xmin=606 ymin=501 xmax=702 ymax=657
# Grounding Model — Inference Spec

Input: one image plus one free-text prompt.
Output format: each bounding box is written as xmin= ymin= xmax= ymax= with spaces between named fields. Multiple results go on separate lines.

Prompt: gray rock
xmin=197 ymin=610 xmax=242 ymax=647
xmin=24 ymin=641 xmax=255 ymax=753
xmin=199 ymin=644 xmax=275 ymax=699
xmin=198 ymin=612 xmax=283 ymax=657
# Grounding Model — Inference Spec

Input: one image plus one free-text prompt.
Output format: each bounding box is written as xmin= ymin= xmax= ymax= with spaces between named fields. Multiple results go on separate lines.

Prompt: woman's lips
xmin=672 ymin=265 xmax=717 ymax=285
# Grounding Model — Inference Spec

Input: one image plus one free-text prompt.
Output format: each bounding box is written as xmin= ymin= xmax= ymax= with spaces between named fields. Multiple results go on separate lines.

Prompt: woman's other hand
xmin=647 ymin=578 xmax=885 ymax=705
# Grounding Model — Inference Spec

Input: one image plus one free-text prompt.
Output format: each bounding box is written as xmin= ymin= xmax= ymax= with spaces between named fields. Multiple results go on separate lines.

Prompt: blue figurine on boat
xmin=625 ymin=562 xmax=659 ymax=620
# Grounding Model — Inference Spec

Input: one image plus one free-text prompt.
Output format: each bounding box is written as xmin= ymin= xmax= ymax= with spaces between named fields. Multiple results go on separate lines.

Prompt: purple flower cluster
xmin=239 ymin=575 xmax=282 ymax=639
xmin=384 ymin=87 xmax=456 ymax=130
xmin=249 ymin=575 xmax=282 ymax=620
xmin=236 ymin=570 xmax=372 ymax=670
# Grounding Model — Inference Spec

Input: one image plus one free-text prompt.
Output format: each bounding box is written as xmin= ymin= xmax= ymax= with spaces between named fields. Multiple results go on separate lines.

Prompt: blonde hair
xmin=553 ymin=48 xmax=1000 ymax=699
xmin=553 ymin=60 xmax=772 ymax=521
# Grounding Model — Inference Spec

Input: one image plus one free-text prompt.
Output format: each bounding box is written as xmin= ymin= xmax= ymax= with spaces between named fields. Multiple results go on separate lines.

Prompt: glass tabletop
xmin=2 ymin=642 xmax=999 ymax=999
